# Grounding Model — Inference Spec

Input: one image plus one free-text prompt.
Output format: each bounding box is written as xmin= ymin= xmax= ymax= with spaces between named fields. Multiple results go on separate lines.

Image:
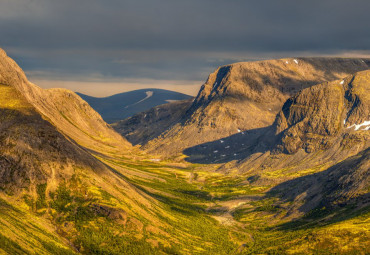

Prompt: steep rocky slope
xmin=0 ymin=83 xmax=106 ymax=192
xmin=112 ymin=98 xmax=193 ymax=145
xmin=0 ymin=49 xmax=168 ymax=253
xmin=0 ymin=48 xmax=131 ymax=154
xmin=269 ymin=147 xmax=369 ymax=215
xmin=145 ymin=58 xmax=370 ymax=155
xmin=184 ymin=70 xmax=369 ymax=168
xmin=275 ymin=70 xmax=370 ymax=154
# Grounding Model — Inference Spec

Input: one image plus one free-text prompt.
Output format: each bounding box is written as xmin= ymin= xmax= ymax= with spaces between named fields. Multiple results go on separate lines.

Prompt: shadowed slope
xmin=112 ymin=98 xmax=194 ymax=145
xmin=268 ymin=148 xmax=369 ymax=216
xmin=78 ymin=89 xmax=192 ymax=123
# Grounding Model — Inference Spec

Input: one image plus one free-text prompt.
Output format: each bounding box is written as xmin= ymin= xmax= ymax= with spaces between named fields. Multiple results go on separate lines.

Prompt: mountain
xmin=1 ymin=47 xmax=369 ymax=254
xmin=77 ymin=89 xmax=192 ymax=123
xmin=112 ymin=98 xmax=193 ymax=145
xmin=184 ymin=70 xmax=369 ymax=169
xmin=144 ymin=58 xmax=370 ymax=156
xmin=0 ymin=49 xmax=131 ymax=154
xmin=0 ymin=48 xmax=256 ymax=254
xmin=0 ymin=48 xmax=167 ymax=254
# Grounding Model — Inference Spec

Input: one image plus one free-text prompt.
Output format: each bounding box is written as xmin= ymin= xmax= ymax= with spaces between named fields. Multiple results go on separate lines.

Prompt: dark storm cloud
xmin=1 ymin=0 xmax=370 ymax=92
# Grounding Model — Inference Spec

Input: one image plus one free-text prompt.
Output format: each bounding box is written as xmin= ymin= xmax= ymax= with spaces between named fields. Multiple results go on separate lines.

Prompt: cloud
xmin=1 ymin=0 xmax=370 ymax=95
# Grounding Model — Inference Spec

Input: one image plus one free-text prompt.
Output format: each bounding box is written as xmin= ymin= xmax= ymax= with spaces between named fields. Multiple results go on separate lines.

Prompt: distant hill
xmin=77 ymin=89 xmax=193 ymax=123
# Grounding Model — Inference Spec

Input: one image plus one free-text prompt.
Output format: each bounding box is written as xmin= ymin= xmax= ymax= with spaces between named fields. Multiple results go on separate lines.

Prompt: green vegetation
xmin=1 ymin=151 xmax=369 ymax=254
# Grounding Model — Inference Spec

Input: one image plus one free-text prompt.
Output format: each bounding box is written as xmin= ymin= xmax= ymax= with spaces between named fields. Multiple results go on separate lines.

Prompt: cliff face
xmin=275 ymin=70 xmax=370 ymax=154
xmin=145 ymin=57 xmax=370 ymax=155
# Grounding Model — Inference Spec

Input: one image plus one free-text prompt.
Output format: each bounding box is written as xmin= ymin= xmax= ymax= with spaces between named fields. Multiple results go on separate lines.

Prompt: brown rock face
xmin=275 ymin=71 xmax=370 ymax=154
xmin=145 ymin=58 xmax=370 ymax=155
xmin=0 ymin=48 xmax=132 ymax=192
xmin=0 ymin=48 xmax=131 ymax=153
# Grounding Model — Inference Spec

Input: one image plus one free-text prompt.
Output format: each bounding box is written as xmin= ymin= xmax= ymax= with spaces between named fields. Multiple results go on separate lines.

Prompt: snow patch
xmin=285 ymin=61 xmax=289 ymax=64
xmin=213 ymin=150 xmax=218 ymax=153
xmin=225 ymin=146 xmax=230 ymax=149
xmin=237 ymin=129 xmax=241 ymax=133
xmin=166 ymin=99 xmax=179 ymax=103
xmin=125 ymin=91 xmax=153 ymax=109
xmin=220 ymin=140 xmax=224 ymax=143
xmin=294 ymin=59 xmax=299 ymax=64
xmin=346 ymin=120 xmax=370 ymax=131
xmin=340 ymin=80 xmax=344 ymax=85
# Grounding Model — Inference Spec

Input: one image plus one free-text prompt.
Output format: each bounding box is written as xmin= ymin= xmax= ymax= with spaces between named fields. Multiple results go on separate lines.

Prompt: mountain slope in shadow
xmin=78 ymin=89 xmax=192 ymax=123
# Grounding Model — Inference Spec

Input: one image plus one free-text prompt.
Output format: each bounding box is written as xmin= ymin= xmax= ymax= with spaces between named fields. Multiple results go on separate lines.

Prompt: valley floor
xmin=2 ymin=148 xmax=368 ymax=255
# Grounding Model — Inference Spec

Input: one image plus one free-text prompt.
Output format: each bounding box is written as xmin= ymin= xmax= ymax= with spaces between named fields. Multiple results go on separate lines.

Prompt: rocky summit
xmin=143 ymin=58 xmax=370 ymax=156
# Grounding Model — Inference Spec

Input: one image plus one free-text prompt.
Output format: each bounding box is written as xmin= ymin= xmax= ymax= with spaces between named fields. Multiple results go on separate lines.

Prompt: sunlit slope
xmin=0 ymin=49 xmax=132 ymax=154
xmin=0 ymin=49 xmax=174 ymax=253
xmin=0 ymin=77 xmax=169 ymax=254
xmin=0 ymin=48 xmax=246 ymax=254
xmin=145 ymin=58 xmax=370 ymax=156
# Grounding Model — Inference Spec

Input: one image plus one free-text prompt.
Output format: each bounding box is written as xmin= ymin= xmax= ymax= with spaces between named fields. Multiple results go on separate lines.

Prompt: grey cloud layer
xmin=1 ymin=0 xmax=370 ymax=84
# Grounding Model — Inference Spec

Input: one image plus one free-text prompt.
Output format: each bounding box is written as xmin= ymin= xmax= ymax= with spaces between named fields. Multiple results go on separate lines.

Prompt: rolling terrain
xmin=0 ymin=48 xmax=369 ymax=254
xmin=77 ymin=89 xmax=192 ymax=123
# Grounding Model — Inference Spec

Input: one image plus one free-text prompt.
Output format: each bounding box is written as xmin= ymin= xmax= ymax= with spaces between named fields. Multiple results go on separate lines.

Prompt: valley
xmin=0 ymin=48 xmax=369 ymax=254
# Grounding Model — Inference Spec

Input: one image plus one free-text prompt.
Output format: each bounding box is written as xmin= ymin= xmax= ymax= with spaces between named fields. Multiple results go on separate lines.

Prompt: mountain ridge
xmin=144 ymin=57 xmax=370 ymax=155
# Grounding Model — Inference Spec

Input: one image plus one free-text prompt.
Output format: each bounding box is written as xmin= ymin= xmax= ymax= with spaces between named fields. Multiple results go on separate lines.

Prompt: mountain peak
xmin=145 ymin=57 xmax=370 ymax=155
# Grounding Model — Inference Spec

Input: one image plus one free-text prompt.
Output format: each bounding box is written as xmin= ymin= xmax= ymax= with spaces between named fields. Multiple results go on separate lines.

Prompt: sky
xmin=1 ymin=0 xmax=370 ymax=97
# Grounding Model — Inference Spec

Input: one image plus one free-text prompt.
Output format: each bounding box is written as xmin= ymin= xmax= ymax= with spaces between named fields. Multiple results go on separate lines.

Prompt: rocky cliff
xmin=145 ymin=57 xmax=370 ymax=155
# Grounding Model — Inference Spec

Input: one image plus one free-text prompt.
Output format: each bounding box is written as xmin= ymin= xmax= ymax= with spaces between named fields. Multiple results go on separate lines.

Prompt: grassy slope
xmin=1 ymin=129 xmax=368 ymax=254
xmin=93 ymin=149 xmax=369 ymax=254
xmin=0 ymin=83 xmax=368 ymax=254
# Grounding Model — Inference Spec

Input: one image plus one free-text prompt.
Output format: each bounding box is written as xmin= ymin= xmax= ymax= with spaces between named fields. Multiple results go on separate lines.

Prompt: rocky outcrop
xmin=275 ymin=71 xmax=370 ymax=154
xmin=145 ymin=58 xmax=370 ymax=156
